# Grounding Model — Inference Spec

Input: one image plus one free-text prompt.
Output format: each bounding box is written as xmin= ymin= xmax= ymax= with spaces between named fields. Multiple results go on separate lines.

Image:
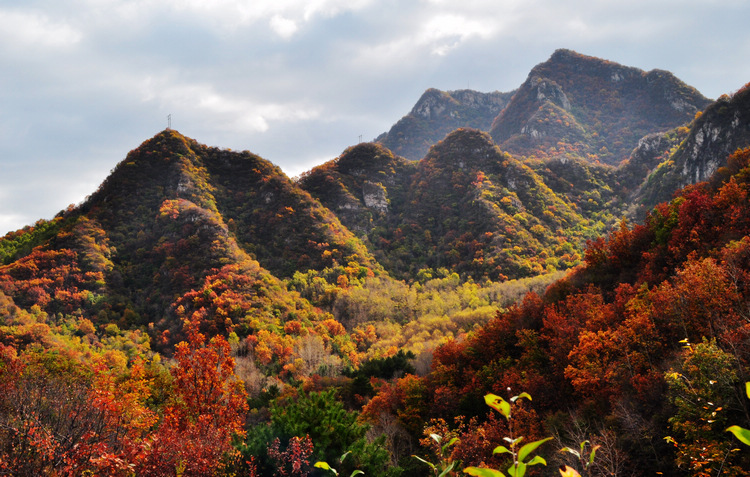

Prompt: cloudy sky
xmin=2 ymin=0 xmax=750 ymax=235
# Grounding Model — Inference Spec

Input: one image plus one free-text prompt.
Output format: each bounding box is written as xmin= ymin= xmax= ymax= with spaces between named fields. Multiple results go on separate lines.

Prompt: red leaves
xmin=268 ymin=435 xmax=315 ymax=477
xmin=141 ymin=323 xmax=248 ymax=475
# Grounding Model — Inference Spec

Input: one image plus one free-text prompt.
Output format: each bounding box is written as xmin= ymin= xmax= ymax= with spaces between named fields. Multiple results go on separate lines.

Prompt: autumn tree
xmin=139 ymin=321 xmax=248 ymax=476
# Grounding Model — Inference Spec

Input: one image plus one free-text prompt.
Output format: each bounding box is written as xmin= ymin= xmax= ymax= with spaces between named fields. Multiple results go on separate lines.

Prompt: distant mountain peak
xmin=377 ymin=87 xmax=515 ymax=160
xmin=490 ymin=50 xmax=711 ymax=165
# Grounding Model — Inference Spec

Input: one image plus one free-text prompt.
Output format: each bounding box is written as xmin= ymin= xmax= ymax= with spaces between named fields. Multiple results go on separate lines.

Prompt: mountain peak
xmin=548 ymin=48 xmax=586 ymax=62
xmin=378 ymin=88 xmax=514 ymax=160
xmin=490 ymin=50 xmax=711 ymax=165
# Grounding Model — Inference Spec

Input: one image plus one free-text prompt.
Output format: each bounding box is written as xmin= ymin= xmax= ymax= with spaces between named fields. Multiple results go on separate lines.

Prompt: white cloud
xmin=270 ymin=14 xmax=299 ymax=39
xmin=0 ymin=213 xmax=28 ymax=235
xmin=137 ymin=76 xmax=321 ymax=134
xmin=302 ymin=0 xmax=374 ymax=21
xmin=420 ymin=14 xmax=497 ymax=55
xmin=2 ymin=0 xmax=750 ymax=236
xmin=351 ymin=11 xmax=499 ymax=67
xmin=0 ymin=9 xmax=82 ymax=49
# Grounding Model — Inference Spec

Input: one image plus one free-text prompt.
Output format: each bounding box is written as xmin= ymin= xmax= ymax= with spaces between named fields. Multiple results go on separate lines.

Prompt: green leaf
xmin=509 ymin=462 xmax=525 ymax=477
xmin=349 ymin=472 xmax=364 ymax=477
xmin=463 ymin=467 xmax=506 ymax=477
xmin=518 ymin=437 xmax=552 ymax=463
xmin=340 ymin=451 xmax=352 ymax=463
xmin=485 ymin=393 xmax=511 ymax=419
xmin=579 ymin=440 xmax=589 ymax=454
xmin=438 ymin=461 xmax=456 ymax=477
xmin=492 ymin=445 xmax=512 ymax=455
xmin=315 ymin=461 xmax=338 ymax=475
xmin=525 ymin=455 xmax=546 ymax=467
xmin=413 ymin=455 xmax=437 ymax=471
xmin=727 ymin=425 xmax=750 ymax=446
xmin=511 ymin=392 xmax=532 ymax=403
xmin=443 ymin=436 xmax=459 ymax=453
xmin=559 ymin=447 xmax=581 ymax=459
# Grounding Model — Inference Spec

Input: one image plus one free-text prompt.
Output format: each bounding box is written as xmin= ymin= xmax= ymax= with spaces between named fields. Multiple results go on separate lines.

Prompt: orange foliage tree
xmin=139 ymin=321 xmax=248 ymax=475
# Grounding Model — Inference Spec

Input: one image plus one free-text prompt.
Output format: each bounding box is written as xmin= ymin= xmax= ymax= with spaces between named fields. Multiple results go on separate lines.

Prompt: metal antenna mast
xmin=167 ymin=114 xmax=172 ymax=129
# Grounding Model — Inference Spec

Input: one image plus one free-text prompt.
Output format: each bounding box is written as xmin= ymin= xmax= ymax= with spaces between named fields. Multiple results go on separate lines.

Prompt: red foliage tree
xmin=139 ymin=322 xmax=248 ymax=476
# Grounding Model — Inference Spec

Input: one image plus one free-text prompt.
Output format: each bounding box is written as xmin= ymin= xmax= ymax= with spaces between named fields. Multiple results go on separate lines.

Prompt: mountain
xmin=4 ymin=52 xmax=750 ymax=476
xmin=0 ymin=130 xmax=380 ymax=347
xmin=376 ymin=88 xmax=514 ymax=160
xmin=301 ymin=129 xmax=606 ymax=281
xmin=490 ymin=49 xmax=711 ymax=165
xmin=391 ymin=128 xmax=590 ymax=280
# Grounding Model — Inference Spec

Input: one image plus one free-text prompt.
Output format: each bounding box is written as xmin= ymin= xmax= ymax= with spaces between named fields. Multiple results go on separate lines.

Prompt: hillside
xmin=297 ymin=142 xmax=417 ymax=235
xmin=4 ymin=50 xmax=750 ymax=477
xmin=379 ymin=128 xmax=591 ymax=280
xmin=0 ymin=130 xmax=382 ymax=349
xmin=362 ymin=147 xmax=750 ymax=475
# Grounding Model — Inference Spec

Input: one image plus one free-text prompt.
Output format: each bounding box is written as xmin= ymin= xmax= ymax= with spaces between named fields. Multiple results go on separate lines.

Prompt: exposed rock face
xmin=530 ymin=76 xmax=571 ymax=111
xmin=678 ymin=103 xmax=750 ymax=184
xmin=362 ymin=181 xmax=388 ymax=213
xmin=633 ymin=85 xmax=750 ymax=209
xmin=618 ymin=130 xmax=687 ymax=194
xmin=377 ymin=88 xmax=514 ymax=160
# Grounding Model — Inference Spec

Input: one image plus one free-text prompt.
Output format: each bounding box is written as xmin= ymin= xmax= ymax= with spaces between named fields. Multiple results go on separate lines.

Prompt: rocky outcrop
xmin=362 ymin=181 xmax=388 ymax=213
xmin=633 ymin=85 xmax=750 ymax=209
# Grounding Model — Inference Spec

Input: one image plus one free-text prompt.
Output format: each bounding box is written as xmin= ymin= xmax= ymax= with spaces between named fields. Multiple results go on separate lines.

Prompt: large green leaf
xmin=518 ymin=437 xmax=552 ymax=463
xmin=727 ymin=425 xmax=750 ymax=446
xmin=492 ymin=445 xmax=512 ymax=455
xmin=525 ymin=455 xmax=546 ymax=467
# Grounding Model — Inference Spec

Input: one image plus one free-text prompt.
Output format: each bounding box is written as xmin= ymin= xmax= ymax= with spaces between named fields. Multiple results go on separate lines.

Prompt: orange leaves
xmin=361 ymin=373 xmax=427 ymax=435
xmin=141 ymin=324 xmax=248 ymax=475
xmin=318 ymin=318 xmax=346 ymax=337
xmin=170 ymin=324 xmax=247 ymax=432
